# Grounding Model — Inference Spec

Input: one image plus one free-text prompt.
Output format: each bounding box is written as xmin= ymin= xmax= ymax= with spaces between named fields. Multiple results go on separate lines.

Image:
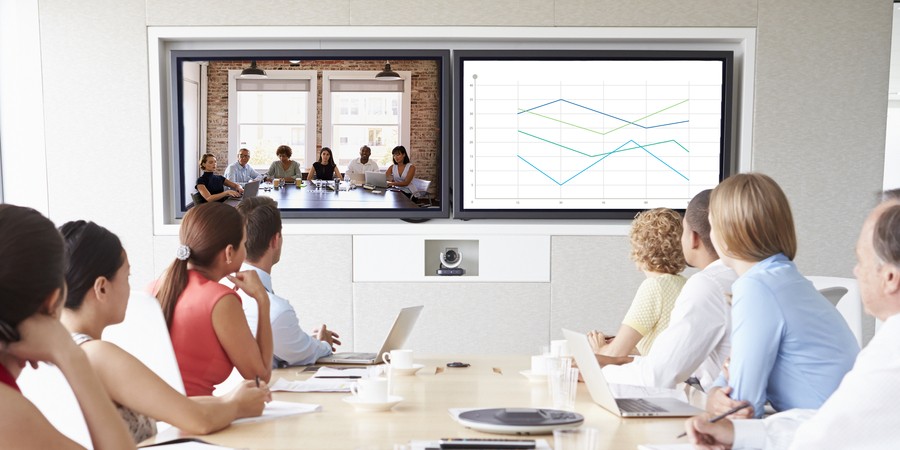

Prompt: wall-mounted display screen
xmin=453 ymin=50 xmax=735 ymax=219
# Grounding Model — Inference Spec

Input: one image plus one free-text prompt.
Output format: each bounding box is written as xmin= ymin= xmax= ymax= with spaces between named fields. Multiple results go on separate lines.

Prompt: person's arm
xmin=269 ymin=304 xmax=336 ymax=366
xmin=80 ymin=340 xmax=268 ymax=435
xmin=266 ymin=162 xmax=278 ymax=182
xmin=598 ymin=324 xmax=643 ymax=357
xmin=306 ymin=165 xmax=315 ymax=181
xmin=197 ymin=184 xmax=238 ymax=202
xmin=389 ymin=164 xmax=416 ymax=187
xmin=332 ymin=165 xmax=342 ymax=181
xmin=223 ymin=179 xmax=244 ymax=195
xmin=217 ymin=271 xmax=273 ymax=382
xmin=223 ymin=164 xmax=236 ymax=183
xmin=384 ymin=166 xmax=394 ymax=181
xmin=4 ymin=314 xmax=135 ymax=450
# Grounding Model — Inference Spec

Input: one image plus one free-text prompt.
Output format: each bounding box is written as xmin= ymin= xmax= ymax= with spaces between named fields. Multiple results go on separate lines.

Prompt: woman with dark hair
xmin=196 ymin=153 xmax=243 ymax=203
xmin=154 ymin=202 xmax=273 ymax=396
xmin=59 ymin=221 xmax=268 ymax=443
xmin=307 ymin=147 xmax=342 ymax=181
xmin=0 ymin=205 xmax=135 ymax=449
xmin=267 ymin=145 xmax=302 ymax=183
xmin=385 ymin=145 xmax=416 ymax=187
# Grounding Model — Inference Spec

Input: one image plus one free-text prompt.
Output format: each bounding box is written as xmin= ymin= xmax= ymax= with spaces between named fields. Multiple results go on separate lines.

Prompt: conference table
xmin=229 ymin=181 xmax=419 ymax=209
xmin=143 ymin=356 xmax=693 ymax=449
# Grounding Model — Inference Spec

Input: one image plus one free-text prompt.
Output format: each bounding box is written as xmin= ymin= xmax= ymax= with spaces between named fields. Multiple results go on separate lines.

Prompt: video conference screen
xmin=454 ymin=50 xmax=734 ymax=219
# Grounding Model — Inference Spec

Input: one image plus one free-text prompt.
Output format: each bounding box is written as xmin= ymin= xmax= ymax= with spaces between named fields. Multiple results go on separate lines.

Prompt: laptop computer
xmin=348 ymin=172 xmax=366 ymax=186
xmin=317 ymin=305 xmax=424 ymax=365
xmin=364 ymin=171 xmax=389 ymax=188
xmin=562 ymin=328 xmax=703 ymax=417
xmin=227 ymin=180 xmax=260 ymax=203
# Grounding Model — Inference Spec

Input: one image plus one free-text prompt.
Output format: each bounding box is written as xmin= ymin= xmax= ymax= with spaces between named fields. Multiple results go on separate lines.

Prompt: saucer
xmin=388 ymin=363 xmax=424 ymax=376
xmin=342 ymin=395 xmax=403 ymax=412
xmin=519 ymin=370 xmax=547 ymax=383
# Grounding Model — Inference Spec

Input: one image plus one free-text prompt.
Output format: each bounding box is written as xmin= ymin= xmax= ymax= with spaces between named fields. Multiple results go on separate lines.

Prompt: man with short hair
xmin=684 ymin=195 xmax=900 ymax=449
xmin=224 ymin=148 xmax=263 ymax=184
xmin=595 ymin=189 xmax=738 ymax=390
xmin=235 ymin=196 xmax=340 ymax=367
xmin=344 ymin=145 xmax=379 ymax=179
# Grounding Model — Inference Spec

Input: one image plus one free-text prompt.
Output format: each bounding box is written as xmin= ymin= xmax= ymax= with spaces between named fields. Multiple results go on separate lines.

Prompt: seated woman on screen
xmin=385 ymin=145 xmax=416 ymax=188
xmin=266 ymin=145 xmax=302 ymax=183
xmin=153 ymin=202 xmax=274 ymax=397
xmin=704 ymin=173 xmax=859 ymax=419
xmin=306 ymin=147 xmax=342 ymax=182
xmin=59 ymin=221 xmax=269 ymax=443
xmin=196 ymin=153 xmax=243 ymax=203
xmin=589 ymin=208 xmax=687 ymax=358
xmin=0 ymin=204 xmax=135 ymax=449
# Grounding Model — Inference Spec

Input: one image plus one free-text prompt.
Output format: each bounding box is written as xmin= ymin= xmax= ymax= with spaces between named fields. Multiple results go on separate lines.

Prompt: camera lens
xmin=445 ymin=250 xmax=458 ymax=263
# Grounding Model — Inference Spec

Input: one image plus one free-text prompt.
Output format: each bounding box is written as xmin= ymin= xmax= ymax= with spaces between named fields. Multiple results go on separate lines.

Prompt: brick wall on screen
xmin=206 ymin=60 xmax=440 ymax=195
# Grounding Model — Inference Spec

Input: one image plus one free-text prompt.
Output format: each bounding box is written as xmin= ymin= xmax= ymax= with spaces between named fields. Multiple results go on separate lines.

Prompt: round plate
xmin=342 ymin=395 xmax=403 ymax=412
xmin=519 ymin=370 xmax=547 ymax=383
xmin=389 ymin=363 xmax=424 ymax=376
xmin=457 ymin=408 xmax=583 ymax=435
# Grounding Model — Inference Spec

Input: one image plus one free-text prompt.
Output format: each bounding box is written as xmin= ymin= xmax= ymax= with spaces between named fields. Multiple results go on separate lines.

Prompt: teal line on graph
xmin=517 ymin=130 xmax=689 ymax=158
xmin=516 ymin=138 xmax=690 ymax=185
xmin=517 ymin=99 xmax=689 ymax=137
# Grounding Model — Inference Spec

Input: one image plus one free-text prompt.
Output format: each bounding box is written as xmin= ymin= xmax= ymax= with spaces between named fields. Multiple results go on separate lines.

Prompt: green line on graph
xmin=517 ymin=99 xmax=688 ymax=137
xmin=517 ymin=130 xmax=690 ymax=158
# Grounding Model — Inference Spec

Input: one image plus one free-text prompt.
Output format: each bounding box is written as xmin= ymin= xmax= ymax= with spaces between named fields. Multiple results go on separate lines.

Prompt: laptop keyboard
xmin=616 ymin=398 xmax=668 ymax=413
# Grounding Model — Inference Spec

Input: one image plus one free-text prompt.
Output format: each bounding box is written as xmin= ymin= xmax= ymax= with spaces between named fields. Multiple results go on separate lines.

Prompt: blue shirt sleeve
xmin=270 ymin=301 xmax=332 ymax=366
xmin=728 ymin=278 xmax=784 ymax=418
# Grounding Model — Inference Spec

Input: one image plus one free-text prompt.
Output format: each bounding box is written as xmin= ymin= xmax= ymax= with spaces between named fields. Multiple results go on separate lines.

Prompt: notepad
xmin=230 ymin=400 xmax=321 ymax=425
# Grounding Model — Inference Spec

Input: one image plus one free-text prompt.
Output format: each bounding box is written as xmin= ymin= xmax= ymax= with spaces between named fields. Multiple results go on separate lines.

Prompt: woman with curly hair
xmin=590 ymin=208 xmax=687 ymax=357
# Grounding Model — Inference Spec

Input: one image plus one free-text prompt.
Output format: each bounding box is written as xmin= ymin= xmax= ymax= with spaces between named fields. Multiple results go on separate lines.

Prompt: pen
xmin=315 ymin=375 xmax=362 ymax=379
xmin=255 ymin=376 xmax=260 ymax=388
xmin=676 ymin=402 xmax=752 ymax=438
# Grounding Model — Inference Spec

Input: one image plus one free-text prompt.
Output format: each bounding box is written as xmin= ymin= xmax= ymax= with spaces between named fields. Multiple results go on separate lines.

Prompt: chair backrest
xmin=807 ymin=276 xmax=863 ymax=347
xmin=191 ymin=192 xmax=205 ymax=205
xmin=103 ymin=290 xmax=185 ymax=395
xmin=18 ymin=363 xmax=92 ymax=448
xmin=411 ymin=178 xmax=431 ymax=197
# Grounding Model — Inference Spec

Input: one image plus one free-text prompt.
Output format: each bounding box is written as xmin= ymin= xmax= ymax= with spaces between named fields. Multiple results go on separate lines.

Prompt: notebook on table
xmin=562 ymin=328 xmax=703 ymax=417
xmin=317 ymin=305 xmax=424 ymax=365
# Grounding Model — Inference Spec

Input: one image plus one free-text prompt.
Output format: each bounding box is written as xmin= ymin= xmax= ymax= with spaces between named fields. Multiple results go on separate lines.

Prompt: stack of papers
xmin=270 ymin=366 xmax=383 ymax=393
xmin=231 ymin=401 xmax=321 ymax=425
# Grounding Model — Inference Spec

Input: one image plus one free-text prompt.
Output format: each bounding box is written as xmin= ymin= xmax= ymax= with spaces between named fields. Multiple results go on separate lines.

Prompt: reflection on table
xmin=229 ymin=181 xmax=418 ymax=209
xmin=142 ymin=355 xmax=690 ymax=450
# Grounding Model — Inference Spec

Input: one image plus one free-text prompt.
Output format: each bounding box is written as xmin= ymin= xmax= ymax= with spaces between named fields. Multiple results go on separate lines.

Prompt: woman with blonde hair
xmin=591 ymin=208 xmax=687 ymax=358
xmin=154 ymin=202 xmax=273 ymax=396
xmin=60 ymin=220 xmax=269 ymax=443
xmin=196 ymin=153 xmax=243 ymax=203
xmin=704 ymin=173 xmax=858 ymax=419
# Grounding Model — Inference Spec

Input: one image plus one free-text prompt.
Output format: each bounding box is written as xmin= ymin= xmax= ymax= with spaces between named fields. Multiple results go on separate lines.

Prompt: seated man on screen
xmin=224 ymin=147 xmax=263 ymax=184
xmin=344 ymin=145 xmax=379 ymax=180
xmin=232 ymin=196 xmax=341 ymax=367
xmin=594 ymin=190 xmax=738 ymax=390
xmin=684 ymin=191 xmax=900 ymax=450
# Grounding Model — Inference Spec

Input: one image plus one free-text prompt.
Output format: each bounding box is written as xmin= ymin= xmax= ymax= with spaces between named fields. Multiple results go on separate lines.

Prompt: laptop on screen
xmin=364 ymin=171 xmax=389 ymax=188
xmin=225 ymin=180 xmax=260 ymax=204
xmin=317 ymin=305 xmax=424 ymax=365
xmin=562 ymin=328 xmax=703 ymax=417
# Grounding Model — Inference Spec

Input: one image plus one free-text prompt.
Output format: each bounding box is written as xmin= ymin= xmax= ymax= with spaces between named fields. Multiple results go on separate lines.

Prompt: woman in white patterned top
xmin=58 ymin=220 xmax=271 ymax=444
xmin=588 ymin=208 xmax=687 ymax=358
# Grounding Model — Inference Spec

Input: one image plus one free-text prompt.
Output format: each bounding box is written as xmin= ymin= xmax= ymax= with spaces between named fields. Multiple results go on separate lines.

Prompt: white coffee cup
xmin=382 ymin=349 xmax=414 ymax=369
xmin=550 ymin=339 xmax=570 ymax=357
xmin=531 ymin=354 xmax=553 ymax=375
xmin=350 ymin=377 xmax=389 ymax=403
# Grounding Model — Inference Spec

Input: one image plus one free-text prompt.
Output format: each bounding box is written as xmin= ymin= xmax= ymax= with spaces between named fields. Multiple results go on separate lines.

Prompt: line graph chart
xmin=460 ymin=59 xmax=725 ymax=211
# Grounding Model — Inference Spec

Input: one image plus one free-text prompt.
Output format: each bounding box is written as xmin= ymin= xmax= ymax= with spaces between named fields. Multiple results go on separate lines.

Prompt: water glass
xmin=548 ymin=364 xmax=579 ymax=411
xmin=553 ymin=427 xmax=599 ymax=450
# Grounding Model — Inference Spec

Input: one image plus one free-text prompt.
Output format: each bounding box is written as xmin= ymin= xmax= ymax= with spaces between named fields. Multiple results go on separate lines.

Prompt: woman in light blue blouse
xmin=705 ymin=173 xmax=859 ymax=419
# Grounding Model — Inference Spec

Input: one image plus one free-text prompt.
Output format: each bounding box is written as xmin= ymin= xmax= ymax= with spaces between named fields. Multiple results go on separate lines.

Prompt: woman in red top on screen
xmin=154 ymin=202 xmax=273 ymax=396
xmin=0 ymin=204 xmax=135 ymax=449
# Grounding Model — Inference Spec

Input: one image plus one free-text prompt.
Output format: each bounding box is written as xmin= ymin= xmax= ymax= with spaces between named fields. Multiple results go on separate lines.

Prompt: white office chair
xmin=410 ymin=178 xmax=432 ymax=206
xmin=808 ymin=276 xmax=863 ymax=347
xmin=18 ymin=363 xmax=92 ymax=448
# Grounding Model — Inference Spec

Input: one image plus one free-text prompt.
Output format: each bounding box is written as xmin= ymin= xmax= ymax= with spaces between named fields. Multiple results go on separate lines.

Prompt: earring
xmin=226 ymin=258 xmax=232 ymax=265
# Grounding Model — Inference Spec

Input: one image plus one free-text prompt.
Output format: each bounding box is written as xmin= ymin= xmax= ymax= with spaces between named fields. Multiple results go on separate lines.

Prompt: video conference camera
xmin=437 ymin=247 xmax=465 ymax=275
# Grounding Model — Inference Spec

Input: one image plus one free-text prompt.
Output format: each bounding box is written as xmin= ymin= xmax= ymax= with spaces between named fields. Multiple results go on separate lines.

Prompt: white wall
xmin=2 ymin=0 xmax=891 ymax=352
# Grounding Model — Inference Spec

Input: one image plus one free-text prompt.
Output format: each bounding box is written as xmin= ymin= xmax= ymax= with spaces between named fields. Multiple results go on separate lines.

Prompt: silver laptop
xmin=562 ymin=328 xmax=703 ymax=417
xmin=317 ymin=305 xmax=423 ymax=365
xmin=364 ymin=171 xmax=389 ymax=188
xmin=227 ymin=180 xmax=260 ymax=203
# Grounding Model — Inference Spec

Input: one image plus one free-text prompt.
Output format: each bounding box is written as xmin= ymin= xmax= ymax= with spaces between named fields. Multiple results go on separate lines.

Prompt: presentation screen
xmin=453 ymin=50 xmax=735 ymax=219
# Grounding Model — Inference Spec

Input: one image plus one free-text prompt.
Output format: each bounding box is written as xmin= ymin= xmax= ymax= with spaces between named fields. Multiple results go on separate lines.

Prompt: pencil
xmin=676 ymin=402 xmax=752 ymax=439
xmin=255 ymin=375 xmax=260 ymax=388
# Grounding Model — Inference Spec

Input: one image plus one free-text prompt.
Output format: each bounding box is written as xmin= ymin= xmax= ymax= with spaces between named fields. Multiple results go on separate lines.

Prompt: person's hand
xmin=587 ymin=330 xmax=608 ymax=353
xmin=227 ymin=270 xmax=269 ymax=305
xmin=706 ymin=386 xmax=754 ymax=418
xmin=226 ymin=190 xmax=241 ymax=198
xmin=684 ymin=413 xmax=735 ymax=450
xmin=6 ymin=314 xmax=80 ymax=369
xmin=313 ymin=324 xmax=341 ymax=351
xmin=226 ymin=379 xmax=271 ymax=418
xmin=237 ymin=186 xmax=244 ymax=195
xmin=594 ymin=354 xmax=634 ymax=367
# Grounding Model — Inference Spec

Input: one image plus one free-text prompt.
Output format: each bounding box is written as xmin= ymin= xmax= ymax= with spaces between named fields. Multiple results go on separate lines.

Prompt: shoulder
xmin=185 ymin=272 xmax=239 ymax=304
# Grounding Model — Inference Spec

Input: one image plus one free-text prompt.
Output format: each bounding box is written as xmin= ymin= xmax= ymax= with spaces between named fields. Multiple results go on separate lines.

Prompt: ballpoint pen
xmin=677 ymin=402 xmax=752 ymax=438
xmin=255 ymin=376 xmax=260 ymax=388
xmin=315 ymin=375 xmax=362 ymax=379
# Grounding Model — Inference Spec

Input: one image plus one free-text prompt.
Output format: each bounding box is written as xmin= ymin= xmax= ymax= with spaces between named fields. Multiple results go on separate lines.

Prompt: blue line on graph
xmin=517 ymin=139 xmax=689 ymax=185
xmin=517 ymin=99 xmax=688 ymax=130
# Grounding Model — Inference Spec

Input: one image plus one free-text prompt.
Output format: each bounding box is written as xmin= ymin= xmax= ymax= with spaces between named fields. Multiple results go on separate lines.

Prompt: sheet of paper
xmin=269 ymin=377 xmax=354 ymax=393
xmin=141 ymin=437 xmax=244 ymax=449
xmin=230 ymin=400 xmax=321 ymax=425
xmin=409 ymin=439 xmax=551 ymax=450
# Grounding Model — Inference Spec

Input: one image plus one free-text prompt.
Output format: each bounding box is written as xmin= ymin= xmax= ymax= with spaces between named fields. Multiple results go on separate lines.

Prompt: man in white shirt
xmin=224 ymin=148 xmax=263 ymax=184
xmin=344 ymin=145 xmax=379 ymax=179
xmin=235 ymin=196 xmax=341 ymax=367
xmin=684 ymin=193 xmax=900 ymax=449
xmin=596 ymin=189 xmax=738 ymax=390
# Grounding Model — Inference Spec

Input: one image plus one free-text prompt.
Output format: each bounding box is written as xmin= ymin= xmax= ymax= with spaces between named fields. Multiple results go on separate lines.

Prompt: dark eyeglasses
xmin=239 ymin=154 xmax=250 ymax=158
